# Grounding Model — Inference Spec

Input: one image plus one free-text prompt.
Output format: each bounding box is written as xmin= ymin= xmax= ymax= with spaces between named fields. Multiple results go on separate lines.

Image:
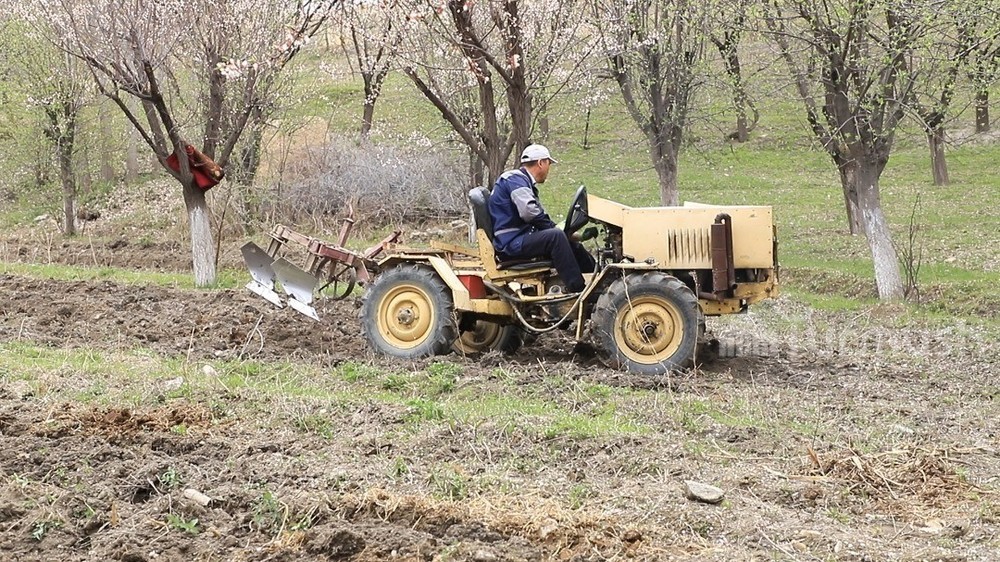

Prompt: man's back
xmin=488 ymin=168 xmax=555 ymax=253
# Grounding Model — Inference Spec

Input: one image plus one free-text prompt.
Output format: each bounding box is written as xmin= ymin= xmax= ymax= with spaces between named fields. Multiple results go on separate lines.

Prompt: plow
xmin=240 ymin=207 xmax=400 ymax=320
xmin=242 ymin=187 xmax=779 ymax=375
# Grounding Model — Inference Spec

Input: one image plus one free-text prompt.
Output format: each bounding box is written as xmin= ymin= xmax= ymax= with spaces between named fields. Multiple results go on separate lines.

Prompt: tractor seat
xmin=497 ymin=257 xmax=552 ymax=271
xmin=469 ymin=186 xmax=553 ymax=272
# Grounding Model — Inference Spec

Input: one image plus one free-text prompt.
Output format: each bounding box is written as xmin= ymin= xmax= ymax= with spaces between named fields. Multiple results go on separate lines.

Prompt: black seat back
xmin=468 ymin=187 xmax=494 ymax=243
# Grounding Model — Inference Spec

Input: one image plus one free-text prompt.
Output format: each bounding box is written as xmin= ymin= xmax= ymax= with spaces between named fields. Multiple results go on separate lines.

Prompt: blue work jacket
xmin=487 ymin=167 xmax=557 ymax=254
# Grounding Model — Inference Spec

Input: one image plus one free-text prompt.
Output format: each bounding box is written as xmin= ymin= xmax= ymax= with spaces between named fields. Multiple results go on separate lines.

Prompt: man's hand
xmin=572 ymin=226 xmax=599 ymax=242
xmin=580 ymin=226 xmax=599 ymax=242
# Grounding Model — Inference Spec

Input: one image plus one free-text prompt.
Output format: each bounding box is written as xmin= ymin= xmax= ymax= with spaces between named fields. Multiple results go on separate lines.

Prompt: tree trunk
xmin=57 ymin=134 xmax=76 ymax=236
xmin=485 ymin=148 xmax=506 ymax=189
xmin=182 ymin=183 xmax=217 ymax=286
xmin=928 ymin=127 xmax=949 ymax=186
xmin=99 ymin=104 xmax=115 ymax=182
xmin=975 ymin=89 xmax=990 ymax=133
xmin=538 ymin=110 xmax=549 ymax=141
xmin=723 ymin=47 xmax=749 ymax=142
xmin=360 ymin=100 xmax=375 ymax=142
xmin=126 ymin=125 xmax=140 ymax=183
xmin=855 ymin=177 xmax=904 ymax=300
xmin=650 ymin=140 xmax=680 ymax=206
xmin=469 ymin=151 xmax=484 ymax=188
xmin=837 ymin=165 xmax=865 ymax=236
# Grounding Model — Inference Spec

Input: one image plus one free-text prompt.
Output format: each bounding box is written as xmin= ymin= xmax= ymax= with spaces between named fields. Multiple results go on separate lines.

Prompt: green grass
xmin=0 ymin=262 xmax=245 ymax=290
xmin=0 ymin=343 xmax=653 ymax=440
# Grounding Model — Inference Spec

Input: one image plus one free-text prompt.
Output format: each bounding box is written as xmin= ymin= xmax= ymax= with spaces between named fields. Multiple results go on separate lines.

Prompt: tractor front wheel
xmin=592 ymin=271 xmax=700 ymax=375
xmin=362 ymin=265 xmax=457 ymax=359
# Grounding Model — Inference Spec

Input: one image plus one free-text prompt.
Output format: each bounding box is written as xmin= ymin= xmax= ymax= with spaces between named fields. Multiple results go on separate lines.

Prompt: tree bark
xmin=653 ymin=155 xmax=680 ymax=207
xmin=837 ymin=164 xmax=865 ymax=236
xmin=538 ymin=111 xmax=550 ymax=141
xmin=57 ymin=131 xmax=76 ymax=236
xmin=855 ymin=176 xmax=904 ymax=300
xmin=99 ymin=104 xmax=115 ymax=182
xmin=469 ymin=151 xmax=484 ymax=188
xmin=126 ymin=120 xmax=140 ymax=184
xmin=647 ymin=124 xmax=682 ymax=206
xmin=975 ymin=89 xmax=990 ymax=133
xmin=182 ymin=183 xmax=217 ymax=287
xmin=928 ymin=127 xmax=948 ymax=186
xmin=47 ymin=104 xmax=78 ymax=236
xmin=360 ymin=98 xmax=375 ymax=141
xmin=715 ymin=33 xmax=752 ymax=142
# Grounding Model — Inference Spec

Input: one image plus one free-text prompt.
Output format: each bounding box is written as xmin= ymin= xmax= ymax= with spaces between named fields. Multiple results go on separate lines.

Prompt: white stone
xmin=684 ymin=480 xmax=725 ymax=504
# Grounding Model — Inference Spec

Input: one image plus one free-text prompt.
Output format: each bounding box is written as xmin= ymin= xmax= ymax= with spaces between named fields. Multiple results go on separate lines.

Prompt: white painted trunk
xmin=858 ymin=184 xmax=904 ymax=300
xmin=184 ymin=186 xmax=217 ymax=287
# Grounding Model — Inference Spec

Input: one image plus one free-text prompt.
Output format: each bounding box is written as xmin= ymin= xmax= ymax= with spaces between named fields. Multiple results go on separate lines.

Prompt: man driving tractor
xmin=487 ymin=144 xmax=596 ymax=293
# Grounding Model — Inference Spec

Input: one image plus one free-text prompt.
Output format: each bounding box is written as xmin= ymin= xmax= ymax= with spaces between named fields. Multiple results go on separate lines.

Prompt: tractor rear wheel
xmin=453 ymin=320 xmax=523 ymax=355
xmin=362 ymin=265 xmax=457 ymax=359
xmin=592 ymin=271 xmax=700 ymax=375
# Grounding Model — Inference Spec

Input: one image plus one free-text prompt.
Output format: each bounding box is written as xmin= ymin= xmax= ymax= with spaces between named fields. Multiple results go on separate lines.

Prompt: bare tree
xmin=399 ymin=0 xmax=589 ymax=187
xmin=2 ymin=21 xmax=89 ymax=235
xmin=909 ymin=8 xmax=971 ymax=187
xmin=955 ymin=1 xmax=1000 ymax=133
xmin=592 ymin=0 xmax=709 ymax=206
xmin=29 ymin=0 xmax=336 ymax=286
xmin=339 ymin=0 xmax=403 ymax=141
xmin=762 ymin=0 xmax=950 ymax=300
xmin=709 ymin=0 xmax=757 ymax=142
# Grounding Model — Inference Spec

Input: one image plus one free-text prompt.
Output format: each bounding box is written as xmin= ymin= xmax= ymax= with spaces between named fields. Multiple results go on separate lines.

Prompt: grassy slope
xmin=303 ymin=60 xmax=1000 ymax=324
xmin=2 ymin=46 xmax=997 ymax=322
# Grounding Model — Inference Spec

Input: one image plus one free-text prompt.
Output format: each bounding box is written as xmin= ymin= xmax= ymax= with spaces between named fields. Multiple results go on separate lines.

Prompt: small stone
xmin=202 ymin=364 xmax=218 ymax=377
xmin=162 ymin=377 xmax=184 ymax=391
xmin=538 ymin=517 xmax=558 ymax=538
xmin=183 ymin=488 xmax=213 ymax=507
xmin=684 ymin=480 xmax=725 ymax=504
xmin=472 ymin=549 xmax=497 ymax=562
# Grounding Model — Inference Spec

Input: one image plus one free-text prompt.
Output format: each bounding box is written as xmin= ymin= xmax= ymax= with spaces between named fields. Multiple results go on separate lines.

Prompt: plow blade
xmin=271 ymin=258 xmax=320 ymax=321
xmin=241 ymin=242 xmax=284 ymax=308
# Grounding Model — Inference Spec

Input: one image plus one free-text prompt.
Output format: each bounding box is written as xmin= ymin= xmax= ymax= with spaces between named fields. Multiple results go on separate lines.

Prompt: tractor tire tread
xmin=592 ymin=271 xmax=701 ymax=375
xmin=360 ymin=264 xmax=458 ymax=359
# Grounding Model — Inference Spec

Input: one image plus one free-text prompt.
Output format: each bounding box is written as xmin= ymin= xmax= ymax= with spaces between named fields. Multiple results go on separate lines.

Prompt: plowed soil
xmin=1 ymin=229 xmax=999 ymax=561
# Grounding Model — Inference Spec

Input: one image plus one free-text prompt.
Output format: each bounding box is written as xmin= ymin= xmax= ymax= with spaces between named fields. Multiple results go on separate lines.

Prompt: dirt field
xmin=1 ymin=228 xmax=999 ymax=561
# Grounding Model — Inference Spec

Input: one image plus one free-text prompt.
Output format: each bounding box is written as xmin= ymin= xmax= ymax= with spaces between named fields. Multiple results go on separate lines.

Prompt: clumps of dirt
xmin=799 ymin=444 xmax=984 ymax=515
xmin=43 ymin=403 xmax=216 ymax=437
xmin=0 ymin=233 xmax=200 ymax=272
xmin=0 ymin=274 xmax=371 ymax=364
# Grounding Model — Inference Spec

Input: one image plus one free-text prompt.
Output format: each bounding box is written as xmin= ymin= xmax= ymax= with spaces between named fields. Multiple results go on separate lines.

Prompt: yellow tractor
xmin=242 ymin=187 xmax=778 ymax=375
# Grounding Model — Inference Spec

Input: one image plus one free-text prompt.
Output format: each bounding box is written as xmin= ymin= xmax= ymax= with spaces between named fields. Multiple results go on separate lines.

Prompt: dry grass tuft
xmin=802 ymin=444 xmax=986 ymax=514
xmin=337 ymin=487 xmax=684 ymax=559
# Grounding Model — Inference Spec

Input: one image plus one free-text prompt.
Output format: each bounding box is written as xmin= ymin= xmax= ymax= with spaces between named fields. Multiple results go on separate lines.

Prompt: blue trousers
xmin=506 ymin=228 xmax=595 ymax=292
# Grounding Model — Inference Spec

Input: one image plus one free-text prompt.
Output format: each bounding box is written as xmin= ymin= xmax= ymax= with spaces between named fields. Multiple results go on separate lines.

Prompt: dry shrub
xmin=261 ymin=137 xmax=468 ymax=228
xmin=803 ymin=444 xmax=982 ymax=512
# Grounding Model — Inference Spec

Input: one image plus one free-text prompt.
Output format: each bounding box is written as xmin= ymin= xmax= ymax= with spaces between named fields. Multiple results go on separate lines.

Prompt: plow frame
xmin=241 ymin=214 xmax=401 ymax=320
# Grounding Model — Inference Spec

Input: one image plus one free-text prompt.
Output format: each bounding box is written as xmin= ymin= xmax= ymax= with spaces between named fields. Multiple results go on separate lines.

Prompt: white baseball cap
xmin=520 ymin=144 xmax=558 ymax=164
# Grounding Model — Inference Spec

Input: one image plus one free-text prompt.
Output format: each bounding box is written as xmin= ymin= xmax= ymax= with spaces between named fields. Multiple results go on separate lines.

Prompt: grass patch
xmin=0 ymin=262 xmax=244 ymax=290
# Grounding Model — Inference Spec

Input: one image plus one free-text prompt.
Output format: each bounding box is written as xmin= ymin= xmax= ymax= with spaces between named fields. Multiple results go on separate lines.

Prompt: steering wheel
xmin=564 ymin=185 xmax=589 ymax=236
